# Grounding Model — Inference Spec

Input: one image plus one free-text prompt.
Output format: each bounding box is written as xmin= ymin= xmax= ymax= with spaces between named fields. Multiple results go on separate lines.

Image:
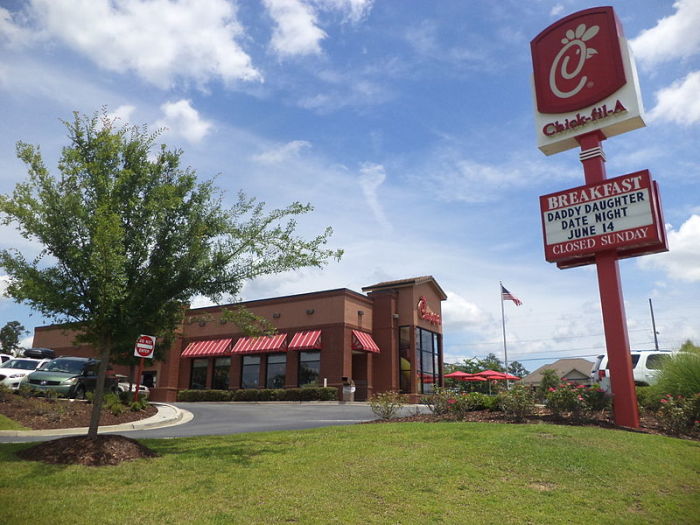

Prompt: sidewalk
xmin=0 ymin=403 xmax=193 ymax=438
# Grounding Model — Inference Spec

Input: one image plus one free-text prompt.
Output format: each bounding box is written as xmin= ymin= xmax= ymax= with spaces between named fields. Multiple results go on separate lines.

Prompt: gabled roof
xmin=362 ymin=276 xmax=447 ymax=300
xmin=521 ymin=358 xmax=594 ymax=385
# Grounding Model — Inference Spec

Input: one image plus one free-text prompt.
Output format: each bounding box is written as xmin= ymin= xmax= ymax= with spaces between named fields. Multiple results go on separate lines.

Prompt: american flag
xmin=501 ymin=285 xmax=522 ymax=306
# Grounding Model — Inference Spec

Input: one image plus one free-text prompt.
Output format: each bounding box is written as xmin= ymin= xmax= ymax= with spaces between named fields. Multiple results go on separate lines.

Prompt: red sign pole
xmin=577 ymin=131 xmax=640 ymax=428
xmin=133 ymin=357 xmax=145 ymax=403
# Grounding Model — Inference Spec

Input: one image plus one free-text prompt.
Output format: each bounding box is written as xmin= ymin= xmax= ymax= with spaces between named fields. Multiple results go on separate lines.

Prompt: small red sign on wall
xmin=531 ymin=6 xmax=626 ymax=114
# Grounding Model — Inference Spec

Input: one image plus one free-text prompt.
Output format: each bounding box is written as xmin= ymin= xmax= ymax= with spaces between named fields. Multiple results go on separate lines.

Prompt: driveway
xmin=0 ymin=402 xmax=429 ymax=443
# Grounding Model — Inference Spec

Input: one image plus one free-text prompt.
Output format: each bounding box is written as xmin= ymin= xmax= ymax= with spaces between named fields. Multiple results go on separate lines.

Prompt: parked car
xmin=22 ymin=357 xmax=118 ymax=399
xmin=0 ymin=358 xmax=52 ymax=390
xmin=590 ymin=350 xmax=673 ymax=392
xmin=115 ymin=375 xmax=150 ymax=398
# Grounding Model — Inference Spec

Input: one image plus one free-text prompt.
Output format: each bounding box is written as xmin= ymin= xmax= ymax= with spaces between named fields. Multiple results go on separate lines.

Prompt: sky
xmin=1 ymin=0 xmax=699 ymax=372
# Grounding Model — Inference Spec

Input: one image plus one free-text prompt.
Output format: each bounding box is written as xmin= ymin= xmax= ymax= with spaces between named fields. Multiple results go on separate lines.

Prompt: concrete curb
xmin=0 ymin=402 xmax=193 ymax=437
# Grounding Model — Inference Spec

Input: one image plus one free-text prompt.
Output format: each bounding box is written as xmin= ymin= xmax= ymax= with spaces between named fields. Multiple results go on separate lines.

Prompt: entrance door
xmin=351 ymin=352 xmax=368 ymax=400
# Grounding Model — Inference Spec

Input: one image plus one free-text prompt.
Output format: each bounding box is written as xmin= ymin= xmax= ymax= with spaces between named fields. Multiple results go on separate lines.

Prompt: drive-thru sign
xmin=531 ymin=6 xmax=668 ymax=428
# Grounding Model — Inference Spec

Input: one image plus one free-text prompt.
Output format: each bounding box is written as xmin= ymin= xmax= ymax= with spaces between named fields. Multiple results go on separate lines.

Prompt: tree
xmin=0 ymin=320 xmax=27 ymax=356
xmin=507 ymin=361 xmax=529 ymax=378
xmin=0 ymin=111 xmax=342 ymax=438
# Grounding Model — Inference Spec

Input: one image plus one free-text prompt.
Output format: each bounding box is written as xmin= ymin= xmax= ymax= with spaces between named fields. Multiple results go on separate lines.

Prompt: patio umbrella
xmin=444 ymin=371 xmax=472 ymax=379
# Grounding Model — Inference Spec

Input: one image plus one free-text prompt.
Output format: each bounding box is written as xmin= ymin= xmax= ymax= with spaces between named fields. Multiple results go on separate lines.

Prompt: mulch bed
xmin=16 ymin=435 xmax=159 ymax=466
xmin=0 ymin=395 xmax=157 ymax=430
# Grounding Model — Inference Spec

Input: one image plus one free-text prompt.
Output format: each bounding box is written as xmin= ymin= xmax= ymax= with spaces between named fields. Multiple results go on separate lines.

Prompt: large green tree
xmin=0 ymin=111 xmax=342 ymax=438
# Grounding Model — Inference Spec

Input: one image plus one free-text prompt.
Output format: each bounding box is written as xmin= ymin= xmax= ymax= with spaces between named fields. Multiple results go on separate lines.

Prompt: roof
xmin=362 ymin=276 xmax=447 ymax=300
xmin=521 ymin=358 xmax=594 ymax=385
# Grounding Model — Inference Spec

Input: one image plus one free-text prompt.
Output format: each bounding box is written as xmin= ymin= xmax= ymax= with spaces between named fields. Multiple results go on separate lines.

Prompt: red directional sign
xmin=134 ymin=335 xmax=156 ymax=359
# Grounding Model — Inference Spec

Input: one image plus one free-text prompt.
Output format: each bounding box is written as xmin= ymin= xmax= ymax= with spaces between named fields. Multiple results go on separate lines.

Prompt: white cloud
xmin=22 ymin=0 xmax=261 ymax=89
xmin=0 ymin=7 xmax=35 ymax=47
xmin=0 ymin=275 xmax=11 ymax=299
xmin=638 ymin=215 xmax=700 ymax=282
xmin=320 ymin=0 xmax=374 ymax=24
xmin=442 ymin=291 xmax=491 ymax=332
xmin=154 ymin=100 xmax=212 ymax=144
xmin=550 ymin=4 xmax=565 ymax=17
xmin=264 ymin=0 xmax=327 ymax=57
xmin=251 ymin=140 xmax=312 ymax=164
xmin=647 ymin=71 xmax=700 ymax=126
xmin=630 ymin=0 xmax=700 ymax=67
xmin=107 ymin=105 xmax=136 ymax=126
xmin=359 ymin=162 xmax=392 ymax=232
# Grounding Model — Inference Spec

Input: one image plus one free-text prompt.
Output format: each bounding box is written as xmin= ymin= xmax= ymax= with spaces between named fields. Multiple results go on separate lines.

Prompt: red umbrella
xmin=461 ymin=375 xmax=487 ymax=382
xmin=444 ymin=371 xmax=472 ymax=379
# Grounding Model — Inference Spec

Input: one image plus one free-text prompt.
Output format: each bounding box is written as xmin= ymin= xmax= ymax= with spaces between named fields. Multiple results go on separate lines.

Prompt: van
xmin=590 ymin=350 xmax=672 ymax=392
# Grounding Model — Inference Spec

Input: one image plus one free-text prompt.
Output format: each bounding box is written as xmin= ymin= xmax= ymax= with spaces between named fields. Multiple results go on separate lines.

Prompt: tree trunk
xmin=87 ymin=340 xmax=112 ymax=439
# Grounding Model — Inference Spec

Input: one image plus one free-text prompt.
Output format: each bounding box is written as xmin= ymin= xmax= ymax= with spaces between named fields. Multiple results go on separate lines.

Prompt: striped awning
xmin=231 ymin=334 xmax=288 ymax=354
xmin=288 ymin=330 xmax=322 ymax=351
xmin=351 ymin=330 xmax=380 ymax=353
xmin=181 ymin=338 xmax=232 ymax=358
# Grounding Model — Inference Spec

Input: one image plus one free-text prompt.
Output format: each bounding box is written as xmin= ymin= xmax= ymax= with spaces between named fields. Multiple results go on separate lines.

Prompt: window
xmin=416 ymin=327 xmax=439 ymax=394
xmin=646 ymin=353 xmax=670 ymax=370
xmin=299 ymin=351 xmax=321 ymax=387
xmin=241 ymin=355 xmax=261 ymax=389
xmin=266 ymin=353 xmax=286 ymax=389
xmin=190 ymin=358 xmax=208 ymax=390
xmin=212 ymin=357 xmax=231 ymax=390
xmin=399 ymin=326 xmax=412 ymax=393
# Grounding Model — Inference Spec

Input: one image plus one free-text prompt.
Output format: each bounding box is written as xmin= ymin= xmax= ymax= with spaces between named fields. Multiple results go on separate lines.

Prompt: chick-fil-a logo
xmin=531 ymin=7 xmax=626 ymax=114
xmin=549 ymin=23 xmax=599 ymax=99
xmin=417 ymin=296 xmax=441 ymax=326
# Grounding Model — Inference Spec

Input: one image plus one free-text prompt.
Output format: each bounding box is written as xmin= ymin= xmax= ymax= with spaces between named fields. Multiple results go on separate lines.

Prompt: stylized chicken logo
xmin=549 ymin=23 xmax=599 ymax=99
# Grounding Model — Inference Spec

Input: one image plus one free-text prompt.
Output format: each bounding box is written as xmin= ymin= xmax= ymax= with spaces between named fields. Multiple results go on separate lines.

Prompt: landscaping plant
xmin=369 ymin=391 xmax=406 ymax=420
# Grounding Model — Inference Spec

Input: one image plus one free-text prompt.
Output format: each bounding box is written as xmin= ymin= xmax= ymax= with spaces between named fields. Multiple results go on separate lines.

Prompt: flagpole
xmin=500 ymin=281 xmax=510 ymax=390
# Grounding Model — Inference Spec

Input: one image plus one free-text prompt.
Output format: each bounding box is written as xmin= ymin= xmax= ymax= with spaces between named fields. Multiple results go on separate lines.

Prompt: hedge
xmin=176 ymin=386 xmax=338 ymax=402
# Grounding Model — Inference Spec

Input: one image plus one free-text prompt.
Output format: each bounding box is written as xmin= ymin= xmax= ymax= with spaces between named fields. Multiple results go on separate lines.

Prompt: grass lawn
xmin=0 ymin=413 xmax=28 ymax=431
xmin=1 ymin=422 xmax=698 ymax=524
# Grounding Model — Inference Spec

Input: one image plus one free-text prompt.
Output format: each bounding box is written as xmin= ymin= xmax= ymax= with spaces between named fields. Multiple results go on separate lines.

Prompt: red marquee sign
xmin=531 ymin=6 xmax=626 ymax=114
xmin=540 ymin=170 xmax=667 ymax=267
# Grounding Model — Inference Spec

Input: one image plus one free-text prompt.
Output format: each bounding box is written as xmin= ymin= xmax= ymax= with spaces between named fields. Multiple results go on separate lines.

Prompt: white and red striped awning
xmin=351 ymin=330 xmax=380 ymax=353
xmin=288 ymin=330 xmax=322 ymax=351
xmin=181 ymin=338 xmax=232 ymax=358
xmin=231 ymin=334 xmax=288 ymax=354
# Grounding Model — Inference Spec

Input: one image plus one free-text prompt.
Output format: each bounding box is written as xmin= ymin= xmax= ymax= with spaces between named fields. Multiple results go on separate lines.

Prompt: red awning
xmin=231 ymin=334 xmax=288 ymax=354
xmin=181 ymin=338 xmax=232 ymax=358
xmin=351 ymin=330 xmax=380 ymax=353
xmin=288 ymin=330 xmax=322 ymax=351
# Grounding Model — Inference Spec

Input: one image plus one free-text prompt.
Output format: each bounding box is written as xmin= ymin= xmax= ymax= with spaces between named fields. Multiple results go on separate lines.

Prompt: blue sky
xmin=1 ymin=0 xmax=698 ymax=371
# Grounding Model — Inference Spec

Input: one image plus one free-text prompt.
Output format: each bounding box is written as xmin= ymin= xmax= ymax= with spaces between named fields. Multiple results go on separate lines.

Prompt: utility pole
xmin=649 ymin=298 xmax=659 ymax=351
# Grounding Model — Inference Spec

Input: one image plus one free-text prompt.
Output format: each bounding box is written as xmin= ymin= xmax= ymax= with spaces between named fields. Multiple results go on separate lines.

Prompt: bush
xmin=656 ymin=394 xmax=700 ymax=436
xmin=545 ymin=383 xmax=586 ymax=420
xmin=176 ymin=387 xmax=338 ymax=402
xmin=422 ymin=388 xmax=453 ymax=415
xmin=0 ymin=384 xmax=11 ymax=402
xmin=537 ymin=369 xmax=560 ymax=401
xmin=499 ymin=385 xmax=535 ymax=422
xmin=369 ymin=391 xmax=406 ymax=420
xmin=654 ymin=347 xmax=700 ymax=399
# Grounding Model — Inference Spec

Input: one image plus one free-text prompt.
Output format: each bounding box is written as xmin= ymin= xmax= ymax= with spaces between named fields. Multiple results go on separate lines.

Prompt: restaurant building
xmin=32 ymin=276 xmax=446 ymax=403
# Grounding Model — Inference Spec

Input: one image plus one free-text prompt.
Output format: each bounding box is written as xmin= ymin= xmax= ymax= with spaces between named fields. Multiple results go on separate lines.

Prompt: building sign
xmin=540 ymin=170 xmax=667 ymax=267
xmin=531 ymin=6 xmax=645 ymax=155
xmin=417 ymin=296 xmax=441 ymax=326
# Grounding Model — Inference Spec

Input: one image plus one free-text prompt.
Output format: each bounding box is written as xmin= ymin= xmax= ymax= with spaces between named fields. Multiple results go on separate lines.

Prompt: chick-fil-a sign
xmin=531 ymin=6 xmax=645 ymax=155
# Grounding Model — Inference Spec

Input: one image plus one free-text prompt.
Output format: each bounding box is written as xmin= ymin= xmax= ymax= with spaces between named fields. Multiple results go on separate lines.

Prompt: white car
xmin=590 ymin=350 xmax=673 ymax=392
xmin=115 ymin=375 xmax=150 ymax=398
xmin=0 ymin=358 xmax=51 ymax=390
xmin=0 ymin=354 xmax=13 ymax=365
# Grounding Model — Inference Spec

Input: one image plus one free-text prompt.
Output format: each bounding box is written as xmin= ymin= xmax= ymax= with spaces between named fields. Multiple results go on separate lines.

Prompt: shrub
xmin=656 ymin=394 xmax=700 ymax=436
xmin=369 ymin=391 xmax=406 ymax=420
xmin=103 ymin=393 xmax=126 ymax=416
xmin=581 ymin=385 xmax=611 ymax=412
xmin=0 ymin=384 xmax=11 ymax=402
xmin=654 ymin=347 xmax=700 ymax=399
xmin=499 ymin=385 xmax=535 ymax=422
xmin=176 ymin=387 xmax=337 ymax=402
xmin=422 ymin=388 xmax=453 ymax=415
xmin=537 ymin=369 xmax=560 ymax=401
xmin=545 ymin=383 xmax=586 ymax=419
